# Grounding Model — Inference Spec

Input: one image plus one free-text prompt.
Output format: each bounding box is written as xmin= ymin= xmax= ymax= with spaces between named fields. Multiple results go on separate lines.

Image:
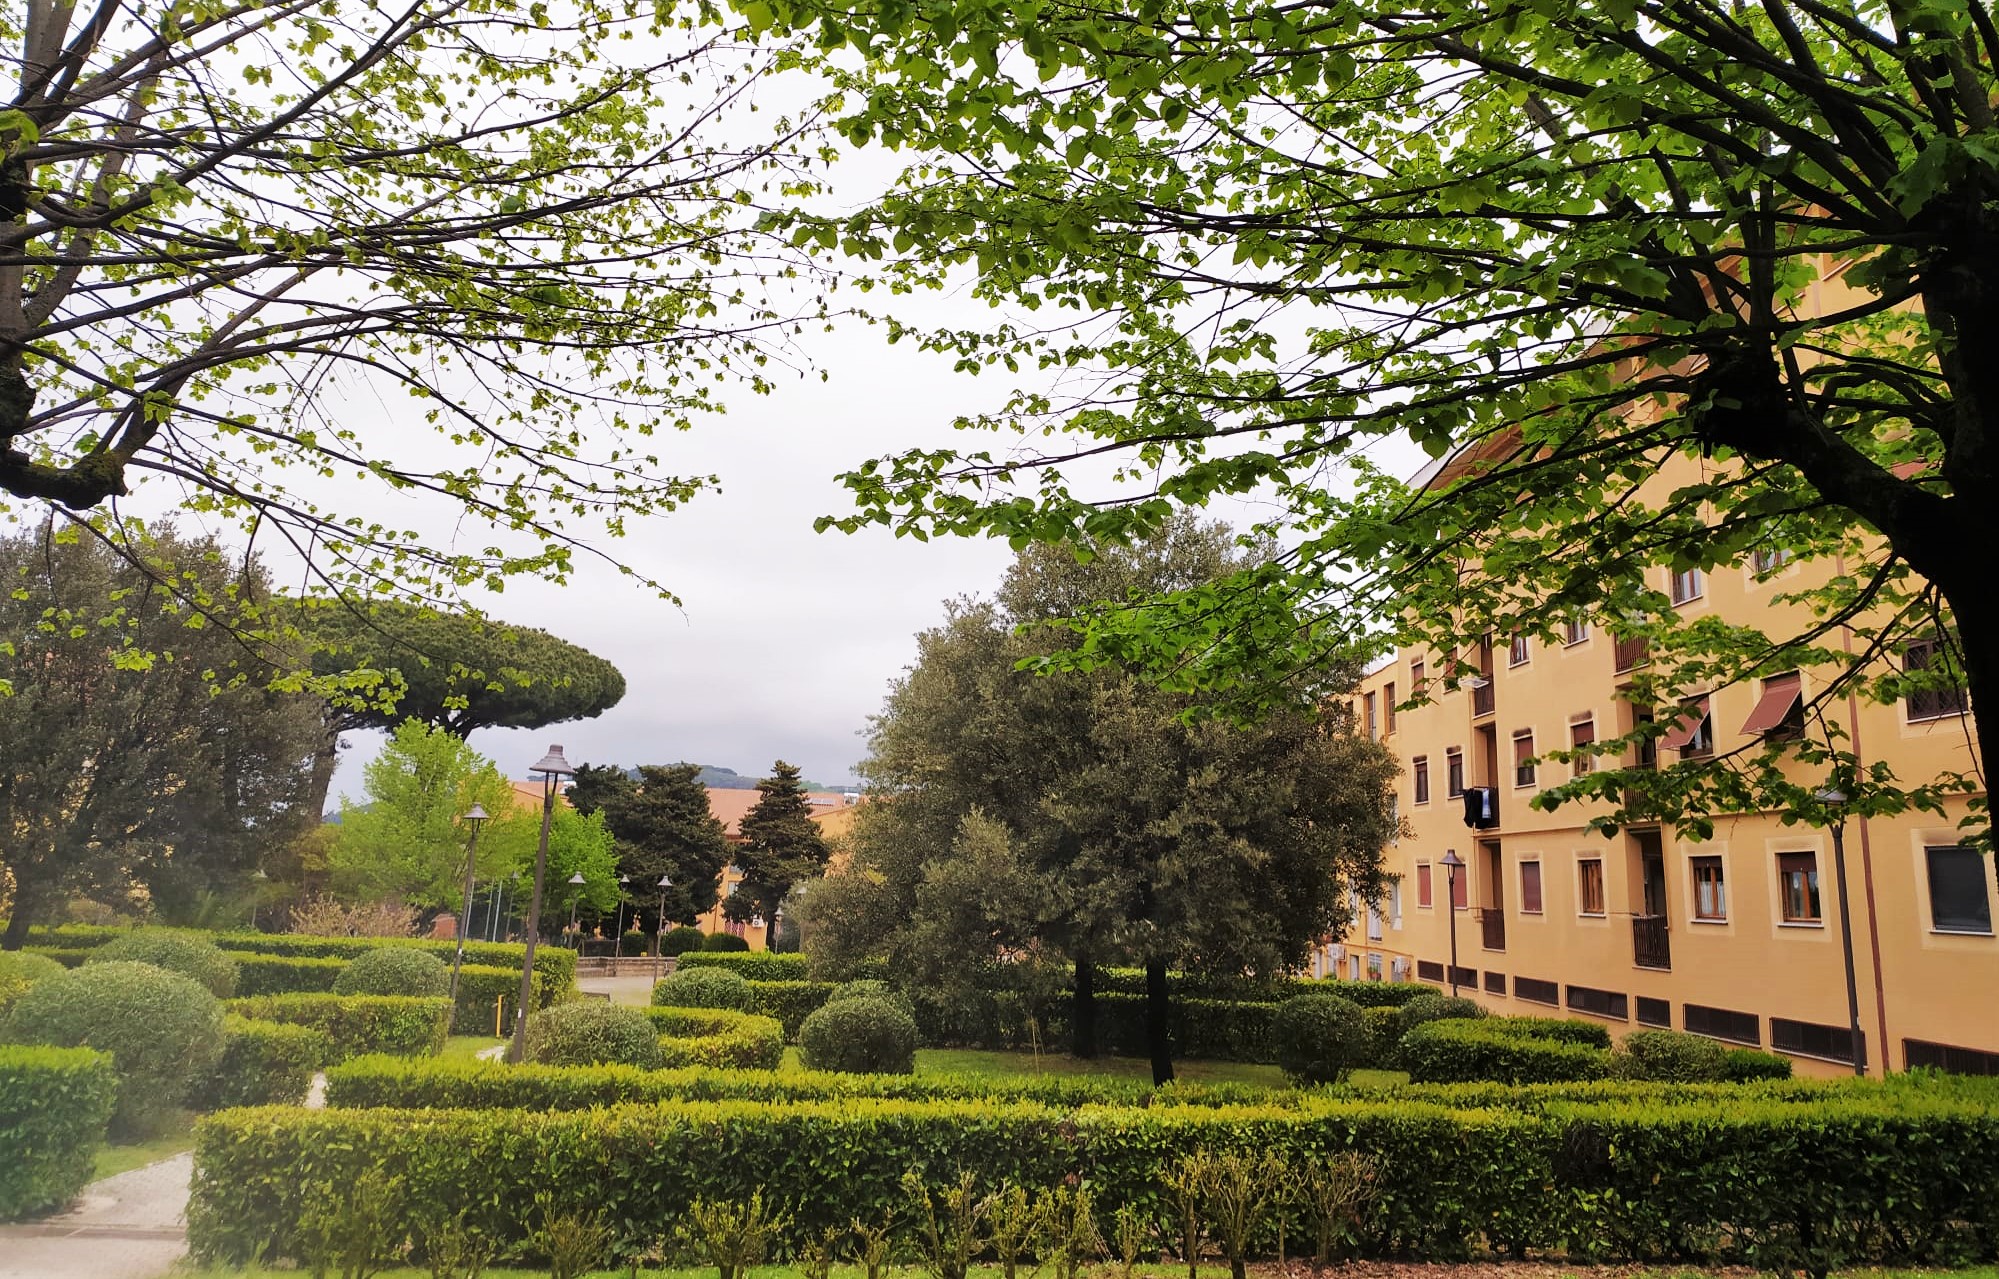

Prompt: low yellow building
xmin=1342 ymin=452 xmax=1996 ymax=1078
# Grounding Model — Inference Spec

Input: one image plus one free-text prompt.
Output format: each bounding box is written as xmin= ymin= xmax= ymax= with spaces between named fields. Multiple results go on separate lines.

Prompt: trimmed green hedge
xmin=190 ymin=1085 xmax=1999 ymax=1270
xmin=0 ymin=1046 xmax=118 ymax=1221
xmin=677 ymin=951 xmax=810 ymax=981
xmin=234 ymin=955 xmax=346 ymax=996
xmin=451 ymin=964 xmax=542 ymax=1037
xmin=190 ymin=1018 xmax=331 ymax=1111
xmin=746 ymin=980 xmax=837 ymax=1039
xmin=643 ymin=1006 xmax=785 ymax=1069
xmin=21 ymin=946 xmax=90 ymax=968
xmin=225 ymin=995 xmax=450 ymax=1061
xmin=1401 ymin=1017 xmax=1612 ymax=1083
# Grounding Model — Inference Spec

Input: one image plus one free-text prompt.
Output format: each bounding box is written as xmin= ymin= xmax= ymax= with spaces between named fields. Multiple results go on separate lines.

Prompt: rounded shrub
xmin=0 ymin=951 xmax=66 ymax=1018
xmin=701 ymin=932 xmax=752 ymax=952
xmin=797 ymin=995 xmax=918 ymax=1074
xmin=1269 ymin=993 xmax=1371 ymax=1085
xmin=827 ymin=979 xmax=915 ymax=1022
xmin=1618 ymin=1028 xmax=1728 ymax=1082
xmin=619 ymin=930 xmax=650 ymax=957
xmin=651 ymin=966 xmax=754 ymax=1011
xmin=527 ymin=1001 xmax=666 ymax=1069
xmin=3 ymin=961 xmax=225 ymax=1137
xmin=1722 ymin=1047 xmax=1794 ymax=1081
xmin=332 ymin=947 xmax=450 ymax=998
xmin=87 ymin=929 xmax=238 ymax=997
xmin=660 ymin=926 xmax=706 ymax=956
xmin=1392 ymin=992 xmax=1486 ymax=1040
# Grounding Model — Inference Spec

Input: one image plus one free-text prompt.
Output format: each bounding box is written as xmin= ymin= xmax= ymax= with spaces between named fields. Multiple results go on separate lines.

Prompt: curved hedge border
xmin=190 ymin=1085 xmax=1999 ymax=1271
xmin=225 ymin=995 xmax=450 ymax=1061
xmin=643 ymin=1006 xmax=785 ymax=1069
xmin=676 ymin=952 xmax=811 ymax=982
xmin=0 ymin=1045 xmax=118 ymax=1220
xmin=190 ymin=1018 xmax=331 ymax=1111
xmin=1401 ymin=1017 xmax=1613 ymax=1083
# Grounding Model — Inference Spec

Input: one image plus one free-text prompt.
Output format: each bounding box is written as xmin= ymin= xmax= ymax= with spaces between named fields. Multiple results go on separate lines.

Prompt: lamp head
xmin=1814 ymin=788 xmax=1848 ymax=807
xmin=463 ymin=802 xmax=489 ymax=824
xmin=658 ymin=875 xmax=673 ymax=889
xmin=567 ymin=872 xmax=586 ymax=885
xmin=1439 ymin=848 xmax=1466 ymax=868
xmin=530 ymin=744 xmax=575 ymax=778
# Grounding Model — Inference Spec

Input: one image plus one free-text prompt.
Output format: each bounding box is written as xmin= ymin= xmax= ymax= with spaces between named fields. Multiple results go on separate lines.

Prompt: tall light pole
xmin=447 ymin=802 xmax=489 ymax=1010
xmin=509 ymin=744 xmax=574 ymax=1063
xmin=1814 ymin=788 xmax=1868 ymax=1077
xmin=655 ymin=874 xmax=673 ymax=954
xmin=567 ymin=871 xmax=587 ymax=936
xmin=1440 ymin=848 xmax=1466 ymax=997
xmin=613 ymin=874 xmax=631 ymax=954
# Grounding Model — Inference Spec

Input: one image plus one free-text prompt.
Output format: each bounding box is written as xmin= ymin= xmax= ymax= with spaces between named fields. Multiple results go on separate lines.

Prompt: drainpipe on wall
xmin=1834 ymin=553 xmax=1892 ymax=1075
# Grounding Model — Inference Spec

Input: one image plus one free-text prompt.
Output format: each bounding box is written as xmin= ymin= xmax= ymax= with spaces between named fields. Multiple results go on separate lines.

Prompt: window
xmin=1691 ymin=856 xmax=1727 ymax=921
xmin=1367 ymin=952 xmax=1383 ymax=980
xmin=1658 ymin=694 xmax=1713 ymax=758
xmin=1512 ymin=730 xmax=1536 ymax=787
xmin=1740 ymin=671 xmax=1804 ymax=741
xmin=1566 ymin=985 xmax=1629 ymax=1020
xmin=1446 ymin=748 xmax=1466 ymax=798
xmin=1363 ymin=692 xmax=1378 ymax=739
xmin=1509 ymin=634 xmax=1530 ymax=667
xmin=1564 ymin=619 xmax=1589 ymax=646
xmin=1905 ymin=639 xmax=1968 ymax=722
xmin=1386 ymin=794 xmax=1400 ymax=839
xmin=1484 ymin=971 xmax=1506 ymax=995
xmin=1410 ymin=657 xmax=1426 ymax=697
xmin=1771 ymin=1017 xmax=1864 ymax=1064
xmin=1416 ymin=862 xmax=1434 ymax=909
xmin=1634 ymin=707 xmax=1659 ymax=770
xmin=1636 ymin=996 xmax=1672 ymax=1028
xmin=1684 ymin=1003 xmax=1760 ymax=1045
xmin=1412 ymin=756 xmax=1430 ymax=805
xmin=1519 ymin=861 xmax=1544 ymax=913
xmin=1578 ymin=858 xmax=1606 ymax=915
xmin=1416 ymin=959 xmax=1445 ymax=983
xmin=1569 ymin=717 xmax=1595 ymax=776
xmin=1751 ymin=544 xmax=1793 ymax=576
xmin=1446 ymin=861 xmax=1468 ymax=910
xmin=1367 ymin=905 xmax=1384 ymax=941
xmin=1926 ymin=845 xmax=1993 ymax=934
xmin=1778 ymin=851 xmax=1822 ymax=924
xmin=1904 ymin=1039 xmax=1999 ymax=1076
xmin=1670 ymin=567 xmax=1705 ymax=604
xmin=1515 ymin=976 xmax=1559 ymax=1005
xmin=1389 ymin=880 xmax=1403 ymax=928
xmin=1383 ymin=681 xmax=1397 ymax=734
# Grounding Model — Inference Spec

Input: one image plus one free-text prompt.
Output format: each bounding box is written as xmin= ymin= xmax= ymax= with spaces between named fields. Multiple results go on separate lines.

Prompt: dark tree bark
xmin=1145 ymin=957 xmax=1175 ymax=1085
xmin=1071 ymin=955 xmax=1098 ymax=1058
xmin=1 ymin=898 xmax=33 ymax=951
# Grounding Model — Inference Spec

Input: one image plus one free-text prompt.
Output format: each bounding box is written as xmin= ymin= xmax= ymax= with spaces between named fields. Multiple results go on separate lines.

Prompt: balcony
xmin=1614 ymin=635 xmax=1650 ymax=673
xmin=1471 ymin=679 xmax=1495 ymax=718
xmin=1632 ymin=915 xmax=1671 ymax=970
xmin=1479 ymin=908 xmax=1507 ymax=952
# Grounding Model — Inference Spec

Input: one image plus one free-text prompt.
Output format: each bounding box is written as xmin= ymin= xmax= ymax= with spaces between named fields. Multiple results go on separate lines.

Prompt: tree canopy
xmin=809 ymin=521 xmax=1399 ymax=1080
xmin=328 ymin=721 xmax=519 ymax=911
xmin=761 ymin=0 xmax=1999 ymax=840
xmin=727 ymin=760 xmax=832 ymax=950
xmin=0 ymin=524 xmax=322 ymax=946
xmin=568 ymin=762 xmax=734 ymax=926
xmin=0 ymin=0 xmax=836 ymax=604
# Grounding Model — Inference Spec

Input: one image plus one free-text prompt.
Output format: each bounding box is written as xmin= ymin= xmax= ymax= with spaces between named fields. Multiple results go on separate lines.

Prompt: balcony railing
xmin=1632 ymin=915 xmax=1671 ymax=970
xmin=1471 ymin=679 xmax=1495 ymax=718
xmin=1479 ymin=908 xmax=1507 ymax=952
xmin=1614 ymin=635 xmax=1650 ymax=673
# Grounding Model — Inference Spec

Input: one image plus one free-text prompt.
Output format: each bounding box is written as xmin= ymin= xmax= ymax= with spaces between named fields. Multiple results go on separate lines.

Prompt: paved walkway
xmin=0 ymin=1154 xmax=190 ymax=1278
xmin=577 ymin=973 xmax=657 ymax=1006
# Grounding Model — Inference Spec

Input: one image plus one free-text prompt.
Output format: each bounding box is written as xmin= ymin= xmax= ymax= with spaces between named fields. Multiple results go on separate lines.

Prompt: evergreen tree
xmin=568 ymin=763 xmax=734 ymax=930
xmin=726 ymin=762 xmax=831 ymax=952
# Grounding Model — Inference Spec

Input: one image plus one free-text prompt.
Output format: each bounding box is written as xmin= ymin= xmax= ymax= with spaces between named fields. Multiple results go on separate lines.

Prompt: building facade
xmin=1341 ymin=456 xmax=1997 ymax=1078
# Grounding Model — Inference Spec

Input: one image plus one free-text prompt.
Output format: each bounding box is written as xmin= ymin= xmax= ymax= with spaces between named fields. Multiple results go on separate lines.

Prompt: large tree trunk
xmin=1145 ymin=957 xmax=1175 ymax=1086
xmin=1940 ymin=581 xmax=1999 ymax=867
xmin=304 ymin=712 xmax=341 ymax=821
xmin=1071 ymin=955 xmax=1098 ymax=1059
xmin=2 ymin=885 xmax=35 ymax=950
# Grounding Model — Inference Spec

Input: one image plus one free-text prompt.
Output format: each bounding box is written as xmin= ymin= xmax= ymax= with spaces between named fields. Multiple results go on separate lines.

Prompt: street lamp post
xmin=447 ymin=802 xmax=490 ymax=1010
xmin=613 ymin=874 xmax=631 ymax=956
xmin=1815 ymin=788 xmax=1869 ymax=1077
xmin=509 ymin=744 xmax=574 ymax=1063
xmin=567 ymin=871 xmax=587 ymax=936
xmin=1440 ymin=849 xmax=1466 ymax=997
xmin=655 ymin=874 xmax=673 ymax=968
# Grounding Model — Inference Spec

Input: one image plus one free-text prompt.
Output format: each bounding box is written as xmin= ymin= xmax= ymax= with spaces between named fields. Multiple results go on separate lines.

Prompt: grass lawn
xmin=442 ymin=1034 xmax=506 ymax=1059
xmin=91 ymin=1115 xmax=195 ymax=1181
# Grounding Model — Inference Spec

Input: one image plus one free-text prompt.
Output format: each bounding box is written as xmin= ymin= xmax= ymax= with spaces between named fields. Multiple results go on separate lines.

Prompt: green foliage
xmin=683 ymin=1191 xmax=789 ymax=1279
xmin=747 ymin=980 xmax=838 ymax=1039
xmin=225 ymin=994 xmax=450 ymax=1062
xmin=703 ymin=932 xmax=753 ymax=952
xmin=827 ymin=979 xmax=916 ymax=1020
xmin=1390 ymin=994 xmax=1487 ymax=1042
xmin=4 ymin=961 xmax=225 ymax=1137
xmin=531 ymin=1200 xmax=614 ymax=1279
xmin=297 ymin=1167 xmax=407 ymax=1279
xmin=1400 ymin=1018 xmax=1612 ymax=1084
xmin=0 ymin=951 xmax=65 ymax=1018
xmin=653 ymin=966 xmax=755 ymax=1011
xmin=1037 ymin=1182 xmax=1100 ymax=1279
xmin=567 ymin=762 xmax=731 ymax=923
xmin=236 ymin=955 xmax=347 ymax=996
xmin=330 ymin=722 xmax=518 ymax=911
xmin=904 ymin=1169 xmax=985 ymax=1279
xmin=1301 ymin=1153 xmax=1380 ymax=1265
xmin=527 ymin=1002 xmax=666 ymax=1070
xmin=191 ymin=1017 xmax=332 ymax=1111
xmin=645 ymin=1007 xmax=787 ymax=1070
xmin=679 ymin=952 xmax=812 ymax=981
xmin=1723 ymin=1048 xmax=1796 ymax=1082
xmin=661 ymin=926 xmax=708 ymax=956
xmin=1616 ymin=1029 xmax=1730 ymax=1083
xmin=0 ymin=1046 xmax=117 ymax=1220
xmin=87 ymin=929 xmax=240 ymax=997
xmin=213 ymin=932 xmax=575 ymax=1007
xmin=450 ymin=964 xmax=544 ymax=1038
xmin=798 ymin=996 xmax=920 ymax=1075
xmin=1268 ymin=994 xmax=1370 ymax=1085
xmin=620 ymin=931 xmax=650 ymax=956
xmin=334 ymin=948 xmax=450 ymax=999
xmin=725 ymin=762 xmax=832 ymax=947
xmin=1197 ymin=1149 xmax=1284 ymax=1279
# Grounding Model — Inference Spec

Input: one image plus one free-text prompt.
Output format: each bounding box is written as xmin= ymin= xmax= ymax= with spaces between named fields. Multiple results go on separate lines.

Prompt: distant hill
xmin=615 ymin=763 xmax=856 ymax=792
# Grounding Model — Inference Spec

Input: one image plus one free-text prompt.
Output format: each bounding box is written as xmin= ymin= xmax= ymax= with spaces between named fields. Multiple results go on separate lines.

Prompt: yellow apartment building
xmin=1340 ymin=450 xmax=1997 ymax=1078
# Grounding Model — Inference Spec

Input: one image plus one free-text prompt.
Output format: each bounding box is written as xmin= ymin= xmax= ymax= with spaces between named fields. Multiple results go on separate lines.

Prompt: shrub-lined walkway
xmin=0 ymin=1153 xmax=189 ymax=1279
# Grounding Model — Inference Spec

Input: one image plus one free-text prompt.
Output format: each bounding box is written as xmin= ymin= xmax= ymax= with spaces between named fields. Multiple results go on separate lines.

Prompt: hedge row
xmin=189 ymin=1085 xmax=1999 ymax=1270
xmin=190 ymin=1018 xmax=331 ymax=1111
xmin=642 ymin=1006 xmax=785 ymax=1070
xmin=225 ymin=995 xmax=451 ymax=1061
xmin=746 ymin=980 xmax=836 ymax=1038
xmin=21 ymin=946 xmax=89 ymax=968
xmin=675 ymin=951 xmax=811 ymax=982
xmin=0 ymin=1046 xmax=118 ymax=1221
xmin=1401 ymin=1017 xmax=1613 ymax=1084
xmin=322 ymin=1057 xmax=1281 ymax=1111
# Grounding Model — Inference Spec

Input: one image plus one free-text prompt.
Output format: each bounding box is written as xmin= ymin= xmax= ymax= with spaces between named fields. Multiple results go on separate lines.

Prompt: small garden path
xmin=0 ymin=1152 xmax=190 ymax=1278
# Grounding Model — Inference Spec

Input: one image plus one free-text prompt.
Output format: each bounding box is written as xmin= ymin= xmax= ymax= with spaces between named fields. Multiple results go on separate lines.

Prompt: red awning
xmin=1657 ymin=695 xmax=1710 ymax=751
xmin=1740 ymin=673 xmax=1802 ymax=735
